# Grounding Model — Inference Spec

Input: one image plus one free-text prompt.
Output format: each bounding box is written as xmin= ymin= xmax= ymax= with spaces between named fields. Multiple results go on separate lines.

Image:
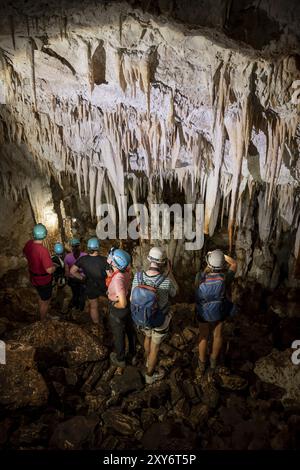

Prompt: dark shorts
xmin=86 ymin=287 xmax=106 ymax=300
xmin=35 ymin=282 xmax=53 ymax=301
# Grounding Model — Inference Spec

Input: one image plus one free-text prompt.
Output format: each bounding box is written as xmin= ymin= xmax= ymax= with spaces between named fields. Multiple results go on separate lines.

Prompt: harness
xmin=30 ymin=271 xmax=49 ymax=277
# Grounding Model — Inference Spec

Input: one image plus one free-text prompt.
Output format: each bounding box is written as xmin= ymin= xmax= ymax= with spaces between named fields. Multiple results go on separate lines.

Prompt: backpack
xmin=131 ymin=271 xmax=165 ymax=328
xmin=52 ymin=256 xmax=66 ymax=287
xmin=195 ymin=272 xmax=227 ymax=322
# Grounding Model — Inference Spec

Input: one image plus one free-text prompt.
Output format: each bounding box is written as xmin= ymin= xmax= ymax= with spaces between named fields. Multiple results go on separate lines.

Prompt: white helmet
xmin=147 ymin=247 xmax=167 ymax=265
xmin=206 ymin=249 xmax=225 ymax=270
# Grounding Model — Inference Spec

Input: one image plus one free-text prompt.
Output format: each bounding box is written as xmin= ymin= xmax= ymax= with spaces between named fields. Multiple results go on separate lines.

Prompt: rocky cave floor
xmin=0 ymin=283 xmax=300 ymax=451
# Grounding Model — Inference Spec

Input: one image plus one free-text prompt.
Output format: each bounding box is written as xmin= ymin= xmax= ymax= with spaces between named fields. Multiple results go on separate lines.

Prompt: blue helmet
xmin=70 ymin=238 xmax=80 ymax=247
xmin=110 ymin=248 xmax=131 ymax=271
xmin=87 ymin=237 xmax=100 ymax=251
xmin=33 ymin=223 xmax=47 ymax=240
xmin=54 ymin=242 xmax=64 ymax=255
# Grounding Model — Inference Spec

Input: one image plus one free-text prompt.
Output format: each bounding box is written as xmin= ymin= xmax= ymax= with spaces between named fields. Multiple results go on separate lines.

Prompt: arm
xmin=224 ymin=254 xmax=237 ymax=273
xmin=43 ymin=251 xmax=56 ymax=275
xmin=70 ymin=264 xmax=84 ymax=281
xmin=46 ymin=266 xmax=56 ymax=274
xmin=114 ymin=291 xmax=127 ymax=309
xmin=130 ymin=274 xmax=138 ymax=302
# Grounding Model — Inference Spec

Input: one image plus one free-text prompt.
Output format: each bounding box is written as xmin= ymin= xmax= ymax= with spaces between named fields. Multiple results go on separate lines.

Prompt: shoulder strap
xmin=153 ymin=274 xmax=165 ymax=288
xmin=137 ymin=271 xmax=143 ymax=284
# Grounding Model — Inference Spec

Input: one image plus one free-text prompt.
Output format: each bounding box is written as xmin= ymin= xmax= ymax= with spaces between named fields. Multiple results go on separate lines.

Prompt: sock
xmin=210 ymin=356 xmax=217 ymax=369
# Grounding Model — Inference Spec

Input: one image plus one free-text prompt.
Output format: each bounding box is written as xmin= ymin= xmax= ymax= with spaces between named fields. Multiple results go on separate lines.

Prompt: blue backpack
xmin=196 ymin=272 xmax=235 ymax=322
xmin=131 ymin=271 xmax=166 ymax=328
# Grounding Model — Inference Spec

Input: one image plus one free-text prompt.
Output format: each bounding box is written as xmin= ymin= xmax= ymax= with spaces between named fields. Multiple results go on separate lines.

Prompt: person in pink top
xmin=64 ymin=238 xmax=87 ymax=311
xmin=106 ymin=247 xmax=135 ymax=372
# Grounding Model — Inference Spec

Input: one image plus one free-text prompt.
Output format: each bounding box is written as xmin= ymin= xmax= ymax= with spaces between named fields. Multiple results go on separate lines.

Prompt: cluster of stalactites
xmin=0 ymin=50 xmax=299 ymax=261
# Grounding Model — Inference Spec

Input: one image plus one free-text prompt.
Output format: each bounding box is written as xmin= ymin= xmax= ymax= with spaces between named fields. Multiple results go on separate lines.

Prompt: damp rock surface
xmin=15 ymin=319 xmax=108 ymax=366
xmin=0 ymin=341 xmax=48 ymax=409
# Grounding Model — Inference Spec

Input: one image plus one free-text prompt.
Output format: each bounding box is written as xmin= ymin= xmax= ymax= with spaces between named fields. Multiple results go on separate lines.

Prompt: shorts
xmin=86 ymin=287 xmax=106 ymax=300
xmin=35 ymin=282 xmax=53 ymax=301
xmin=198 ymin=320 xmax=223 ymax=340
xmin=140 ymin=314 xmax=171 ymax=345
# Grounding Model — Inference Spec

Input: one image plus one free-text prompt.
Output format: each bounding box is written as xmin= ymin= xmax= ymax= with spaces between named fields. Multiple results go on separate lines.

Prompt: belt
xmin=30 ymin=271 xmax=49 ymax=277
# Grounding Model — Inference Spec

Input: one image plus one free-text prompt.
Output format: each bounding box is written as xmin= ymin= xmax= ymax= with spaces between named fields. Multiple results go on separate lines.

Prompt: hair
xmin=72 ymin=245 xmax=80 ymax=259
xmin=205 ymin=265 xmax=224 ymax=274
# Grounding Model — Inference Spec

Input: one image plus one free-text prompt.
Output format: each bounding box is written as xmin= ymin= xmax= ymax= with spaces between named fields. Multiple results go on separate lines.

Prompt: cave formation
xmin=0 ymin=0 xmax=300 ymax=452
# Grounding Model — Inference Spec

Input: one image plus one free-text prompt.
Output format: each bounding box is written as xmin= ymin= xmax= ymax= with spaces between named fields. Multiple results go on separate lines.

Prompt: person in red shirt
xmin=23 ymin=223 xmax=56 ymax=321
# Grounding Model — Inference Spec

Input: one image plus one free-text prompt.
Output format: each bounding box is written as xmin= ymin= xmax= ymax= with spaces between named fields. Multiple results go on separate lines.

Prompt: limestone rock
xmin=189 ymin=403 xmax=210 ymax=429
xmin=254 ymin=349 xmax=300 ymax=406
xmin=110 ymin=366 xmax=144 ymax=396
xmin=0 ymin=341 xmax=48 ymax=409
xmin=16 ymin=320 xmax=107 ymax=366
xmin=142 ymin=420 xmax=197 ymax=451
xmin=10 ymin=422 xmax=48 ymax=447
xmin=49 ymin=416 xmax=98 ymax=450
xmin=102 ymin=408 xmax=140 ymax=436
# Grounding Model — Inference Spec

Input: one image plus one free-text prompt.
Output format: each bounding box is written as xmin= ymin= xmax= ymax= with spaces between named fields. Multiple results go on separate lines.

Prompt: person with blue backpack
xmin=131 ymin=247 xmax=178 ymax=385
xmin=195 ymin=249 xmax=237 ymax=379
xmin=106 ymin=247 xmax=135 ymax=373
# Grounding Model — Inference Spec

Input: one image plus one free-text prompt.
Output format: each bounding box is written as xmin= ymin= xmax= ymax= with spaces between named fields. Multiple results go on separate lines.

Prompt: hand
xmin=224 ymin=254 xmax=230 ymax=263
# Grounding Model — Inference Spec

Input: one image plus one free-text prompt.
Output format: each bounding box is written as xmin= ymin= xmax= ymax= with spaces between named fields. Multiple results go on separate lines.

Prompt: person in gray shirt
xmin=131 ymin=247 xmax=178 ymax=385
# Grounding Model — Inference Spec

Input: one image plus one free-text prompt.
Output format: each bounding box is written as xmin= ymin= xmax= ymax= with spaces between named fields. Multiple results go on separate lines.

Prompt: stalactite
xmin=226 ymin=94 xmax=252 ymax=252
xmin=29 ymin=38 xmax=37 ymax=111
xmin=89 ymin=165 xmax=97 ymax=217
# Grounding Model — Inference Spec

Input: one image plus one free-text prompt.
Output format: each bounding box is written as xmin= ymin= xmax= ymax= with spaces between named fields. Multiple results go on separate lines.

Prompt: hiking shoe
xmin=210 ymin=357 xmax=217 ymax=370
xmin=110 ymin=352 xmax=126 ymax=369
xmin=145 ymin=370 xmax=165 ymax=385
xmin=194 ymin=360 xmax=206 ymax=384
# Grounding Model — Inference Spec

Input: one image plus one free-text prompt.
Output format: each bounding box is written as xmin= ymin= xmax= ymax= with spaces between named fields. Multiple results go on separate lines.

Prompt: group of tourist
xmin=23 ymin=223 xmax=237 ymax=384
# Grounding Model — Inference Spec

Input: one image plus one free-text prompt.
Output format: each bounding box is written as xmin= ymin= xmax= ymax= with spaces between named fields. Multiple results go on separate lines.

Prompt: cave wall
xmin=0 ymin=0 xmax=299 ymax=290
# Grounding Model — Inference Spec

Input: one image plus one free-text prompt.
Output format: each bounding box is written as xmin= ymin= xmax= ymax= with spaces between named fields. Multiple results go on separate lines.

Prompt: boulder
xmin=189 ymin=403 xmax=210 ymax=429
xmin=49 ymin=416 xmax=97 ymax=449
xmin=102 ymin=408 xmax=140 ymax=436
xmin=84 ymin=393 xmax=107 ymax=414
xmin=216 ymin=371 xmax=248 ymax=391
xmin=16 ymin=319 xmax=107 ymax=366
xmin=10 ymin=422 xmax=48 ymax=447
xmin=110 ymin=366 xmax=144 ymax=396
xmin=140 ymin=408 xmax=158 ymax=430
xmin=254 ymin=349 xmax=300 ymax=406
xmin=201 ymin=381 xmax=220 ymax=409
xmin=142 ymin=420 xmax=197 ymax=451
xmin=0 ymin=341 xmax=48 ymax=409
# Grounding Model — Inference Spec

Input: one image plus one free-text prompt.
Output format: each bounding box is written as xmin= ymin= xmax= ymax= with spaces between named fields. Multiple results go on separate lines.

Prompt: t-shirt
xmin=23 ymin=240 xmax=53 ymax=286
xmin=75 ymin=255 xmax=107 ymax=294
xmin=64 ymin=252 xmax=87 ymax=278
xmin=131 ymin=271 xmax=177 ymax=312
xmin=107 ymin=269 xmax=132 ymax=302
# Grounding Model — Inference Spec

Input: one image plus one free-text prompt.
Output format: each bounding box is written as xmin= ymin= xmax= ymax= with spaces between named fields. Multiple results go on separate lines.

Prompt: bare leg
xmin=89 ymin=298 xmax=99 ymax=324
xmin=147 ymin=341 xmax=160 ymax=376
xmin=144 ymin=335 xmax=151 ymax=361
xmin=198 ymin=323 xmax=210 ymax=362
xmin=199 ymin=338 xmax=208 ymax=363
xmin=211 ymin=322 xmax=223 ymax=360
xmin=39 ymin=299 xmax=50 ymax=321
